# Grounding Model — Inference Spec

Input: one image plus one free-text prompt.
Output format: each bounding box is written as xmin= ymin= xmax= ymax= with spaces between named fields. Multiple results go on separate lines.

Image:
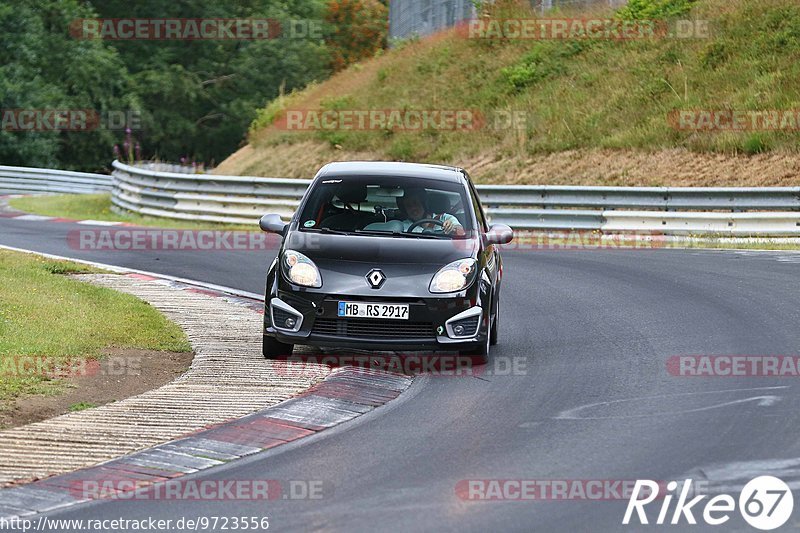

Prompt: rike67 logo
xmin=623 ymin=476 xmax=793 ymax=530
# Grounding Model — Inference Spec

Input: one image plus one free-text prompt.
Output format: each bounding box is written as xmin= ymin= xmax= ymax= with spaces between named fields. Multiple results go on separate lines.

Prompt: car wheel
xmin=263 ymin=335 xmax=293 ymax=359
xmin=459 ymin=321 xmax=490 ymax=365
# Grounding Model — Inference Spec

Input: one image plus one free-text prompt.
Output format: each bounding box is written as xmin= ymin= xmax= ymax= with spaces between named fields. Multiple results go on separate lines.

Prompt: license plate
xmin=338 ymin=302 xmax=409 ymax=320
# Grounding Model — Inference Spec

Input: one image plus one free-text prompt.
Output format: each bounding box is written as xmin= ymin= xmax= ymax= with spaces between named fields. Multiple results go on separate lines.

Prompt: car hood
xmin=284 ymin=231 xmax=478 ymax=264
xmin=282 ymin=231 xmax=479 ymax=298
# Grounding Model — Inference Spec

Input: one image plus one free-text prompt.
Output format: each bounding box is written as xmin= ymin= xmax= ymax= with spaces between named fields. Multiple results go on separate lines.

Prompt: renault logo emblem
xmin=366 ymin=269 xmax=386 ymax=289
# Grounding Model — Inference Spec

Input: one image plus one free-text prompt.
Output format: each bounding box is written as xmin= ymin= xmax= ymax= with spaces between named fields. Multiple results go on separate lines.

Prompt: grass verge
xmin=9 ymin=194 xmax=257 ymax=231
xmin=508 ymin=232 xmax=800 ymax=251
xmin=670 ymin=239 xmax=800 ymax=251
xmin=0 ymin=249 xmax=191 ymax=406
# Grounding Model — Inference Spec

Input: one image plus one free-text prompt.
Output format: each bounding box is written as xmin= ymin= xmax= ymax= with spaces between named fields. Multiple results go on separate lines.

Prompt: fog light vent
xmin=449 ymin=315 xmax=480 ymax=337
xmin=271 ymin=303 xmax=303 ymax=332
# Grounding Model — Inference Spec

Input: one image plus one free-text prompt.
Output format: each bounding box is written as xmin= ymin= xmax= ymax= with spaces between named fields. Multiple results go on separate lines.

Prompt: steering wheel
xmin=406 ymin=218 xmax=445 ymax=233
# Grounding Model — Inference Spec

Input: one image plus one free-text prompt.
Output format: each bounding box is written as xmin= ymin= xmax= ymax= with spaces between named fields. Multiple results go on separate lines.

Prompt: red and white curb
xmin=0 ymin=247 xmax=413 ymax=519
xmin=0 ymin=368 xmax=410 ymax=519
xmin=0 ymin=195 xmax=135 ymax=226
xmin=1 ymin=215 xmax=132 ymax=225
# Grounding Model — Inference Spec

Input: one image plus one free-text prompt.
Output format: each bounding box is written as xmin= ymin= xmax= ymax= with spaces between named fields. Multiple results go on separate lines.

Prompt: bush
xmin=617 ymin=0 xmax=698 ymax=20
xmin=324 ymin=0 xmax=388 ymax=72
xmin=742 ymin=134 xmax=769 ymax=155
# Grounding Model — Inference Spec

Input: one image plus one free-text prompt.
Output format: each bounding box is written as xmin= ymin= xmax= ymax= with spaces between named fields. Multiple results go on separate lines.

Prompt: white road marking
xmin=12 ymin=215 xmax=54 ymax=221
xmin=732 ymin=250 xmax=800 ymax=263
xmin=679 ymin=457 xmax=800 ymax=493
xmin=75 ymin=219 xmax=124 ymax=226
xmin=549 ymin=386 xmax=788 ymax=421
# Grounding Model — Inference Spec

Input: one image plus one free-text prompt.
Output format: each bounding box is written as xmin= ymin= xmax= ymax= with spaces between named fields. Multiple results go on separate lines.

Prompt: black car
xmin=258 ymin=161 xmax=513 ymax=363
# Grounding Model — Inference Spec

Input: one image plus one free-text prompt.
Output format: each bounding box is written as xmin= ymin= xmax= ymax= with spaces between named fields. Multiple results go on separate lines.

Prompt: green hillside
xmin=217 ymin=0 xmax=800 ymax=186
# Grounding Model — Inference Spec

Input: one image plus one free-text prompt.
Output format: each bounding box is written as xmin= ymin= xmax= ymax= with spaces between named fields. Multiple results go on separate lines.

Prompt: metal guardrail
xmin=3 ymin=162 xmax=796 ymax=235
xmin=0 ymin=165 xmax=112 ymax=195
xmin=389 ymin=0 xmax=474 ymax=40
xmin=477 ymin=185 xmax=800 ymax=212
xmin=111 ymin=160 xmax=309 ymax=224
xmin=111 ymin=160 xmax=800 ymax=235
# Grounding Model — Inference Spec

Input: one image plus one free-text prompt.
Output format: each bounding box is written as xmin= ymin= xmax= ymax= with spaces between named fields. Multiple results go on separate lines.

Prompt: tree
xmin=324 ymin=0 xmax=388 ymax=72
xmin=91 ymin=0 xmax=331 ymax=166
xmin=0 ymin=0 xmax=137 ymax=171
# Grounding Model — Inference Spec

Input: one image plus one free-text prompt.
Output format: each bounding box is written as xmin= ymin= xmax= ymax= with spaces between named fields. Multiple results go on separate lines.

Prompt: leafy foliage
xmin=500 ymin=41 xmax=586 ymax=92
xmin=324 ymin=0 xmax=388 ymax=72
xmin=0 ymin=0 xmax=137 ymax=170
xmin=0 ymin=0 xmax=387 ymax=170
xmin=90 ymin=0 xmax=331 ymax=168
xmin=617 ymin=0 xmax=699 ymax=20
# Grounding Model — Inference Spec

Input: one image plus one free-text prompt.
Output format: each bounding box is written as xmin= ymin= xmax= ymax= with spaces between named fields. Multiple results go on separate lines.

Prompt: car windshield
xmin=296 ymin=175 xmax=476 ymax=239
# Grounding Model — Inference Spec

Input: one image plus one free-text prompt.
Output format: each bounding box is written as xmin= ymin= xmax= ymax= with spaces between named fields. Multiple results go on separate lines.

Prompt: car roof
xmin=315 ymin=161 xmax=466 ymax=184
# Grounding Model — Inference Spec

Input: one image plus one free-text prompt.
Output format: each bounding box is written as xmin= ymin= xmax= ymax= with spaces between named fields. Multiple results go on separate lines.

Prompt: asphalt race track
xmin=3 ymin=216 xmax=800 ymax=532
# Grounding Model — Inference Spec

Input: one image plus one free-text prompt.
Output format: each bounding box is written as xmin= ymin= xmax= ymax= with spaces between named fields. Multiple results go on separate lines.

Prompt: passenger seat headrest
xmin=335 ymin=183 xmax=368 ymax=204
xmin=426 ymin=192 xmax=451 ymax=214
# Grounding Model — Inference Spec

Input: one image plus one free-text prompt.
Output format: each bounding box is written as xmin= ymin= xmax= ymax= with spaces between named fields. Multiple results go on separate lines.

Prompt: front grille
xmin=450 ymin=315 xmax=480 ymax=337
xmin=312 ymin=318 xmax=435 ymax=339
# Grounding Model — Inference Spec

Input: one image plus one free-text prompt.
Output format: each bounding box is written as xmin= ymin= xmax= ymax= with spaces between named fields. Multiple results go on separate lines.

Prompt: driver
xmin=399 ymin=188 xmax=464 ymax=236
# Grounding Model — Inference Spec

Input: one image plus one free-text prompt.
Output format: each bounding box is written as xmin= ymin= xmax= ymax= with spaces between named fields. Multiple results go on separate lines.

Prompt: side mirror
xmin=485 ymin=223 xmax=514 ymax=245
xmin=259 ymin=213 xmax=287 ymax=235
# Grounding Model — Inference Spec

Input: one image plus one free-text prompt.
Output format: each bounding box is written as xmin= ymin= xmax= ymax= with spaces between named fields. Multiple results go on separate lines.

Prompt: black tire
xmin=490 ymin=294 xmax=499 ymax=346
xmin=459 ymin=320 xmax=490 ymax=365
xmin=263 ymin=335 xmax=293 ymax=359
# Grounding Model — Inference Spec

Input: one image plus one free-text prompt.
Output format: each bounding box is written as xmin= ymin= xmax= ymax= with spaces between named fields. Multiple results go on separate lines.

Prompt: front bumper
xmin=265 ymin=290 xmax=489 ymax=351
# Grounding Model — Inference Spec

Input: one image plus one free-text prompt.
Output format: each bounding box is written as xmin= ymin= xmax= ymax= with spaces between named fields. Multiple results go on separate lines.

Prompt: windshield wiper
xmin=354 ymin=229 xmax=403 ymax=236
xmin=303 ymin=227 xmax=351 ymax=235
xmin=353 ymin=229 xmax=449 ymax=239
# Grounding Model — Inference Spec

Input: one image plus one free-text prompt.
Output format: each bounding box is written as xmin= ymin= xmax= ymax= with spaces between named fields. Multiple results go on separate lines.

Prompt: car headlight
xmin=282 ymin=250 xmax=322 ymax=288
xmin=429 ymin=258 xmax=477 ymax=293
